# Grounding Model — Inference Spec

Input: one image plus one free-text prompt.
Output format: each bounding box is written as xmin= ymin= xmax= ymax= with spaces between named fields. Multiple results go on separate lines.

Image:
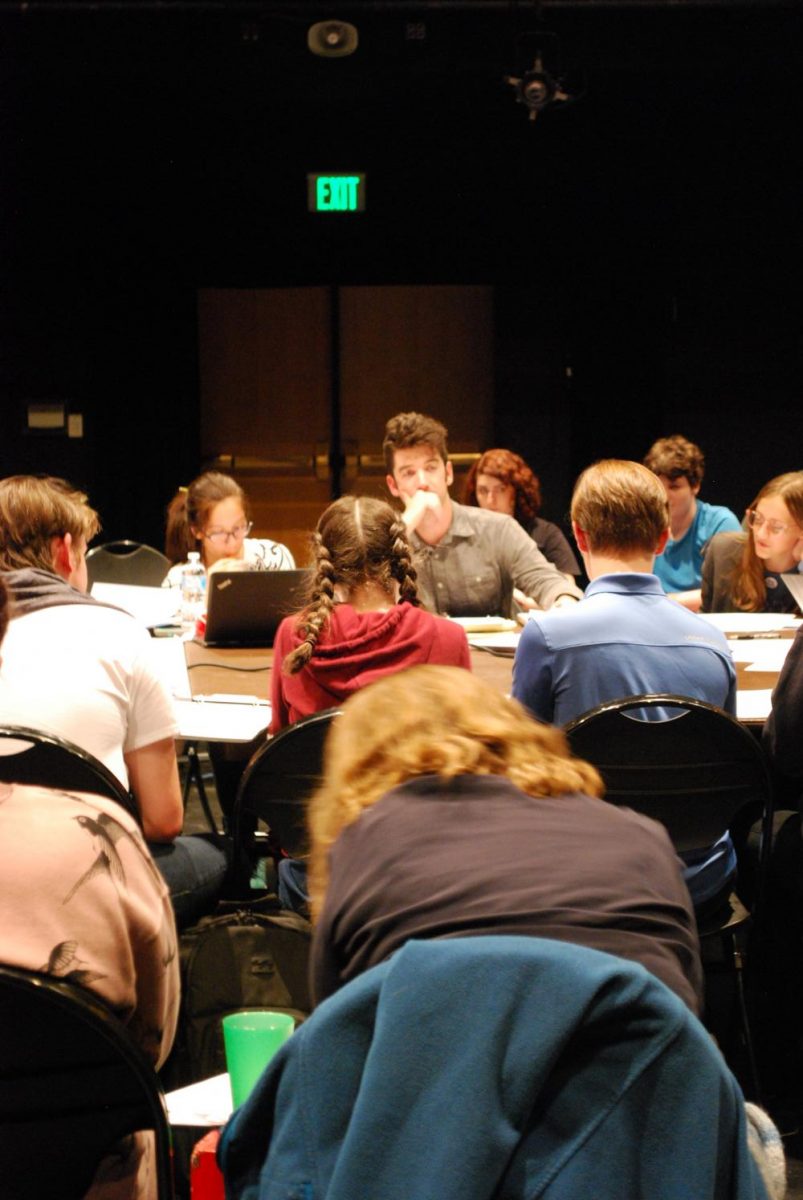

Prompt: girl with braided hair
xmin=270 ymin=496 xmax=471 ymax=733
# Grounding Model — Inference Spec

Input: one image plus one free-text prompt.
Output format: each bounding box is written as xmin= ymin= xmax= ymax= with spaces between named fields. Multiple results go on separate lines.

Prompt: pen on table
xmin=728 ymin=632 xmax=782 ymax=640
xmin=173 ymin=694 xmax=269 ymax=706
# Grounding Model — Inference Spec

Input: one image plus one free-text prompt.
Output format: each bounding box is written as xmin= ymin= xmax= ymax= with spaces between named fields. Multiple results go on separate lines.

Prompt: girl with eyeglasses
xmin=701 ymin=471 xmax=803 ymax=612
xmin=163 ymin=470 xmax=294 ymax=586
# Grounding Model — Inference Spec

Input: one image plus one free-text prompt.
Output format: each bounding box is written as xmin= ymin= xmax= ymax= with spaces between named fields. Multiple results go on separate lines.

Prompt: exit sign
xmin=307 ymin=173 xmax=366 ymax=213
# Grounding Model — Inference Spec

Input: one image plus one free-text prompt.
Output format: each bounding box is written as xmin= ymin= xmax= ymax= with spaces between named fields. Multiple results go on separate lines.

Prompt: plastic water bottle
xmin=180 ymin=551 xmax=206 ymax=637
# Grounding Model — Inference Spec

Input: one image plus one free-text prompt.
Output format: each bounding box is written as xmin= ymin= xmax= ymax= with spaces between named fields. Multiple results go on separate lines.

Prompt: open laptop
xmin=201 ymin=568 xmax=310 ymax=647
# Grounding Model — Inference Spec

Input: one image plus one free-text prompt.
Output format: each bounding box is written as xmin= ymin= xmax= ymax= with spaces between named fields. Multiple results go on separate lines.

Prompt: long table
xmin=177 ymin=633 xmax=792 ymax=728
xmin=147 ymin=608 xmax=800 ymax=743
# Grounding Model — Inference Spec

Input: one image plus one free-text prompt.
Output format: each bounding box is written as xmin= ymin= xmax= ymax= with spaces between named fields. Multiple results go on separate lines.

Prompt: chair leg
xmin=703 ymin=931 xmax=764 ymax=1105
xmin=182 ymin=741 xmax=220 ymax=836
xmin=732 ymin=943 xmax=764 ymax=1106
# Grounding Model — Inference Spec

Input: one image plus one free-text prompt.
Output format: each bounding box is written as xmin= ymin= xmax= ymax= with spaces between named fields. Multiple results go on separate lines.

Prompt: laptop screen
xmin=202 ymin=569 xmax=311 ymax=648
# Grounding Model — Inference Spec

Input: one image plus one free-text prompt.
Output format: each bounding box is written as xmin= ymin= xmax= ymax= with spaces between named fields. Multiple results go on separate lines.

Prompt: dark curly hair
xmin=283 ymin=496 xmax=420 ymax=676
xmin=643 ymin=435 xmax=705 ymax=489
xmin=464 ymin=449 xmax=542 ymax=527
xmin=383 ymin=412 xmax=449 ymax=473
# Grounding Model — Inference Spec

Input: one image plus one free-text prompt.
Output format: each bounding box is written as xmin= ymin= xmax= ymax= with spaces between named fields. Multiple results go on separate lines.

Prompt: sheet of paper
xmin=165 ymin=1072 xmax=233 ymax=1127
xmin=727 ymin=638 xmax=793 ymax=672
xmin=698 ymin=611 xmax=801 ymax=636
xmin=149 ymin=635 xmax=192 ymax=697
xmin=735 ymin=689 xmax=773 ymax=724
xmin=466 ymin=631 xmax=520 ymax=655
xmin=172 ymin=698 xmax=270 ymax=742
xmin=92 ymin=581 xmax=180 ymax=629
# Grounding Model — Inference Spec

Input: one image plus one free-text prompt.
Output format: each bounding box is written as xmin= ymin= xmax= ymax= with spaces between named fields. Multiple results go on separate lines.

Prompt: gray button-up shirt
xmin=409 ymin=502 xmax=583 ymax=617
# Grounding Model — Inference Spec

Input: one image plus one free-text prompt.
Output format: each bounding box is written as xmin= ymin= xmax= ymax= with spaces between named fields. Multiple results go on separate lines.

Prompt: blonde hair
xmin=571 ymin=459 xmax=669 ymax=555
xmin=0 ymin=476 xmax=100 ymax=573
xmin=732 ymin=471 xmax=803 ymax=611
xmin=307 ymin=665 xmax=604 ymax=918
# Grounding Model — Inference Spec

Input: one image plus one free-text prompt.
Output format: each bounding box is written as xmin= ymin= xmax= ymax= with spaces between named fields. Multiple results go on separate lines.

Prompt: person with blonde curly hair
xmin=307 ymin=665 xmax=703 ymax=1014
xmin=270 ymin=496 xmax=470 ymax=733
xmin=702 ymin=471 xmax=803 ymax=614
xmin=464 ymin=448 xmax=579 ymax=576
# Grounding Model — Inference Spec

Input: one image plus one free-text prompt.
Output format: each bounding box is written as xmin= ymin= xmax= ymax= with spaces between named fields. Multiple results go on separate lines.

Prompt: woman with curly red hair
xmin=464 ymin=449 xmax=579 ymax=577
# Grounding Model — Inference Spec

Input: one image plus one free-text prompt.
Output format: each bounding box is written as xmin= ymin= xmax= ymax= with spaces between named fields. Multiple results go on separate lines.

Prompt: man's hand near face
xmin=401 ymin=489 xmax=442 ymax=534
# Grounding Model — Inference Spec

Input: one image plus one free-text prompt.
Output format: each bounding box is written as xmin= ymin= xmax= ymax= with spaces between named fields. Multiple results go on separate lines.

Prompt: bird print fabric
xmin=0 ymin=781 xmax=179 ymax=1197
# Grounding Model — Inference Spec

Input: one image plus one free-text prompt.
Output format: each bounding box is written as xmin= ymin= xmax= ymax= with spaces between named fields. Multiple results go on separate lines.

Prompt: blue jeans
xmin=148 ymin=834 xmax=229 ymax=930
xmin=277 ymin=857 xmax=310 ymax=916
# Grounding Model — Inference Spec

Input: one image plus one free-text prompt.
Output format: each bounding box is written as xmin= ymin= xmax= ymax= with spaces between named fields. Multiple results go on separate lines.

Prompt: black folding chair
xmin=229 ymin=708 xmax=341 ymax=896
xmin=86 ymin=540 xmax=170 ymax=587
xmin=0 ymin=964 xmax=174 ymax=1199
xmin=565 ymin=693 xmax=774 ymax=1100
xmin=0 ymin=725 xmax=139 ymax=822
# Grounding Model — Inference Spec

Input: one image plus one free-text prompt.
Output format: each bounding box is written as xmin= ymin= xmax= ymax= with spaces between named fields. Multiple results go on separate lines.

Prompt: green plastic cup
xmin=222 ymin=1010 xmax=295 ymax=1107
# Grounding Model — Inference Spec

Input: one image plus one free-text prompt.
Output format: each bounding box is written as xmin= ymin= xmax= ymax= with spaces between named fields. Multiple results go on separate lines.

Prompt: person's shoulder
xmin=451 ymin=502 xmax=517 ymax=533
xmin=427 ymin=608 xmax=471 ymax=643
xmin=706 ymin=529 xmax=746 ymax=559
xmin=162 ymin=561 xmax=185 ymax=587
xmin=246 ymin=538 xmax=296 ymax=569
xmin=697 ymin=501 xmax=742 ymax=536
xmin=669 ymin=601 xmax=731 ymax=646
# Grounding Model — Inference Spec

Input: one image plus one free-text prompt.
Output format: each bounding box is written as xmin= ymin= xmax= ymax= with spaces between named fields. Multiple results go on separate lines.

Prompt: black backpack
xmin=164 ymin=899 xmax=313 ymax=1089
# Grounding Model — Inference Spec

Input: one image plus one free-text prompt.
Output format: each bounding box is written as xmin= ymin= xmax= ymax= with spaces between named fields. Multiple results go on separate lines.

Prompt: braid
xmin=283 ymin=534 xmax=337 ymax=675
xmin=389 ymin=517 xmax=421 ymax=607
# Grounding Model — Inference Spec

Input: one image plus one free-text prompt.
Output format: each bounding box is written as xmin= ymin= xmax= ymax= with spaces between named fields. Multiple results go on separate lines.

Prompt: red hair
xmin=464 ymin=449 xmax=542 ymax=525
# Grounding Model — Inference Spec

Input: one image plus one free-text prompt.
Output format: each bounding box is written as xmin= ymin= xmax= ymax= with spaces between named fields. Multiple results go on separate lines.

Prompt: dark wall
xmin=1 ymin=3 xmax=801 ymax=545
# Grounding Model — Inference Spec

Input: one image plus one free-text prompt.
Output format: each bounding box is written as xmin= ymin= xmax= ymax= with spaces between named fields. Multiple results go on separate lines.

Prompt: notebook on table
xmin=201 ymin=569 xmax=310 ymax=648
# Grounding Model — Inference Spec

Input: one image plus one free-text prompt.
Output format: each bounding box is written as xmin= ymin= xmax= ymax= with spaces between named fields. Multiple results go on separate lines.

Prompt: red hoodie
xmin=270 ymin=602 xmax=471 ymax=733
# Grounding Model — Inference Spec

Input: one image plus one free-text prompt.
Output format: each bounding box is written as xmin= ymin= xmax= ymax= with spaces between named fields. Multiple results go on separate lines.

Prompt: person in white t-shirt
xmin=0 ymin=474 xmax=227 ymax=928
xmin=163 ymin=469 xmax=294 ymax=586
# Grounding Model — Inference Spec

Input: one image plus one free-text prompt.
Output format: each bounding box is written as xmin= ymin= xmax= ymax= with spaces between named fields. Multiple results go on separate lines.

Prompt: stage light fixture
xmin=504 ymin=53 xmax=573 ymax=121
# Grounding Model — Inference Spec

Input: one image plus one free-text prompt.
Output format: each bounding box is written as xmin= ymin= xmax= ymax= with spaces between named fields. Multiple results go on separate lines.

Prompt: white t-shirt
xmin=163 ymin=537 xmax=295 ymax=587
xmin=0 ymin=603 xmax=177 ymax=789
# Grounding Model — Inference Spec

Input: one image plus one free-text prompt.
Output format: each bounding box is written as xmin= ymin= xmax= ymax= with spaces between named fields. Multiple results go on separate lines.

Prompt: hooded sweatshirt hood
xmin=270 ymin=601 xmax=470 ymax=733
xmin=2 ymin=568 xmax=123 ymax=617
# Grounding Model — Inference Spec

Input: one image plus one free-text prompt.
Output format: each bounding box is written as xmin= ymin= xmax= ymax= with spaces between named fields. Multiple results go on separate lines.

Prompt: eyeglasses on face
xmin=203 ymin=521 xmax=253 ymax=545
xmin=746 ymin=509 xmax=797 ymax=537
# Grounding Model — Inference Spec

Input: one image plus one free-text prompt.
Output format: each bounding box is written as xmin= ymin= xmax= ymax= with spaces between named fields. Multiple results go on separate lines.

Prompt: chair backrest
xmin=233 ymin=708 xmax=342 ymax=863
xmin=0 ymin=725 xmax=138 ymax=822
xmin=86 ymin=540 xmax=170 ymax=587
xmin=564 ymin=694 xmax=773 ymax=859
xmin=0 ymin=964 xmax=173 ymax=1199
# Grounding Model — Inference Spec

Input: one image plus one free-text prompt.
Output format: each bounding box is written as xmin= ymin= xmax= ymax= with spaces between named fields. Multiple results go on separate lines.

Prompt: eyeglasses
xmin=203 ymin=521 xmax=253 ymax=545
xmin=746 ymin=510 xmax=798 ymax=537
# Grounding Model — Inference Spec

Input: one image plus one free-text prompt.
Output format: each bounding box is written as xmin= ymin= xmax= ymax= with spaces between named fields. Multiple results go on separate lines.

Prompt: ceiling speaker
xmin=307 ymin=20 xmax=359 ymax=58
